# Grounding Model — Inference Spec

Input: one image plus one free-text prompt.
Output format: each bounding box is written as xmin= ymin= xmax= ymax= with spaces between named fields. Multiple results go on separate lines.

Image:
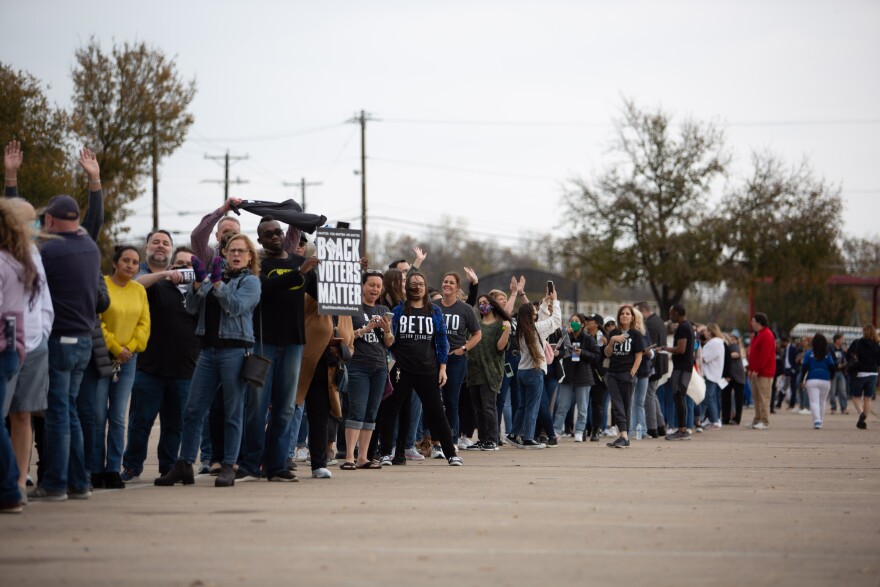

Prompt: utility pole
xmin=282 ymin=178 xmax=322 ymax=212
xmin=203 ymin=150 xmax=249 ymax=204
xmin=151 ymin=120 xmax=159 ymax=232
xmin=347 ymin=110 xmax=374 ymax=254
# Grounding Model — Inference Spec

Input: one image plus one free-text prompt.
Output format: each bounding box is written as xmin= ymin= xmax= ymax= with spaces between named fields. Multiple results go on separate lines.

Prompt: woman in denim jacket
xmin=156 ymin=234 xmax=261 ymax=488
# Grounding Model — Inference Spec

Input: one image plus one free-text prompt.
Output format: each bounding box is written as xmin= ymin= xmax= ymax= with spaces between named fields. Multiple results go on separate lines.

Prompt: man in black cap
xmin=30 ymin=158 xmax=106 ymax=501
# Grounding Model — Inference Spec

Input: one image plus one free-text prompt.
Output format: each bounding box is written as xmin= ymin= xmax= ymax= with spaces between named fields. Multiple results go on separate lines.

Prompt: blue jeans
xmin=44 ymin=335 xmax=92 ymax=493
xmin=829 ymin=372 xmax=848 ymax=411
xmin=179 ymin=347 xmax=248 ymax=466
xmin=554 ymin=382 xmax=590 ymax=436
xmin=442 ymin=354 xmax=468 ymax=438
xmin=77 ymin=361 xmax=101 ymax=478
xmin=704 ymin=380 xmax=721 ymax=424
xmin=0 ymin=348 xmax=21 ymax=503
xmin=346 ymin=363 xmax=386 ymax=431
xmin=405 ymin=393 xmax=423 ymax=449
xmin=629 ymin=376 xmax=649 ymax=435
xmin=240 ymin=343 xmax=303 ymax=476
xmin=516 ymin=368 xmax=544 ymax=441
xmin=93 ymin=356 xmax=138 ymax=473
xmin=497 ymin=351 xmax=518 ymax=435
xmin=540 ymin=375 xmax=558 ymax=437
xmin=286 ymin=403 xmax=305 ymax=459
xmin=123 ymin=371 xmax=190 ymax=475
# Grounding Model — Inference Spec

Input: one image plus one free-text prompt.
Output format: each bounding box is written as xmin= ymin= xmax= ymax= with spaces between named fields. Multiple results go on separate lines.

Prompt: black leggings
xmin=377 ymin=367 xmax=456 ymax=460
xmin=722 ymin=381 xmax=744 ymax=424
xmin=606 ymin=371 xmax=633 ymax=432
xmin=305 ymin=354 xmax=332 ymax=470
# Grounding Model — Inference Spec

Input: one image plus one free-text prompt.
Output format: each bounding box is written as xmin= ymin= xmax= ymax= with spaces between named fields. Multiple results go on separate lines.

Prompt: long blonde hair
xmin=224 ymin=234 xmax=261 ymax=275
xmin=706 ymin=323 xmax=724 ymax=340
xmin=631 ymin=306 xmax=646 ymax=334
xmin=0 ymin=199 xmax=39 ymax=305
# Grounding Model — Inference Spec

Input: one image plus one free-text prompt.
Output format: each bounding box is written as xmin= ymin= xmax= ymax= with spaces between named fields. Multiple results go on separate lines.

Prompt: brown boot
xmin=215 ymin=464 xmax=235 ymax=487
xmin=154 ymin=460 xmax=194 ymax=486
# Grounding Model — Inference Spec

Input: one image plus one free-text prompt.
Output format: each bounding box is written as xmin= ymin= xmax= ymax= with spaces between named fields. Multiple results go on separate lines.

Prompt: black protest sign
xmin=315 ymin=227 xmax=362 ymax=316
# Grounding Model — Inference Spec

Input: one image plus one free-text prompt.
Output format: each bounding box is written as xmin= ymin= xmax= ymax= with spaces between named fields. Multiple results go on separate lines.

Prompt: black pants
xmin=305 ymin=354 xmax=332 ymax=470
xmin=459 ymin=385 xmax=477 ymax=438
xmin=606 ymin=371 xmax=633 ymax=432
xmin=377 ymin=367 xmax=456 ymax=460
xmin=722 ymin=381 xmax=744 ymax=424
xmin=469 ymin=384 xmax=498 ymax=444
xmin=670 ymin=369 xmax=692 ymax=429
xmin=588 ymin=384 xmax=606 ymax=435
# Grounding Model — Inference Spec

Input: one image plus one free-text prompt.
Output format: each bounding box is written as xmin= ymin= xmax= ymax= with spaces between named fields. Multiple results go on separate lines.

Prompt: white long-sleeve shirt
xmin=701 ymin=336 xmax=725 ymax=383
xmin=517 ymin=300 xmax=562 ymax=373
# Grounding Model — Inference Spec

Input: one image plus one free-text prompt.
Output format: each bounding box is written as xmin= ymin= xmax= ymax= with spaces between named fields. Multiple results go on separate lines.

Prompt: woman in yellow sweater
xmin=93 ymin=246 xmax=150 ymax=488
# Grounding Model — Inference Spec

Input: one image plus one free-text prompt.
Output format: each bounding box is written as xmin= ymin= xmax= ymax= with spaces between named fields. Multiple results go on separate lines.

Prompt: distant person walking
xmin=747 ymin=313 xmax=776 ymax=430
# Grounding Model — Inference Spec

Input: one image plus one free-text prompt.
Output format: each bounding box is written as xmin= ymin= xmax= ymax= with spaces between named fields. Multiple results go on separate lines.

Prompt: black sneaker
xmin=103 ymin=472 xmax=126 ymax=489
xmin=267 ymin=469 xmax=299 ymax=482
xmin=285 ymin=458 xmax=298 ymax=471
xmin=521 ymin=439 xmax=546 ymax=449
xmin=666 ymin=430 xmax=691 ymax=441
xmin=857 ymin=413 xmax=867 ymax=429
xmin=480 ymin=441 xmax=498 ymax=451
xmin=546 ymin=436 xmax=558 ymax=447
xmin=506 ymin=433 xmax=522 ymax=446
xmin=234 ymin=469 xmax=260 ymax=482
xmin=466 ymin=441 xmax=484 ymax=450
xmin=606 ymin=437 xmax=628 ymax=448
xmin=589 ymin=433 xmax=599 ymax=442
xmin=391 ymin=454 xmax=407 ymax=466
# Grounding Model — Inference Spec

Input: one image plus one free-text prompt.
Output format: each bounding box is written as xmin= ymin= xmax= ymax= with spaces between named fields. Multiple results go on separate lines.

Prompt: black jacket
xmin=90 ymin=275 xmax=113 ymax=378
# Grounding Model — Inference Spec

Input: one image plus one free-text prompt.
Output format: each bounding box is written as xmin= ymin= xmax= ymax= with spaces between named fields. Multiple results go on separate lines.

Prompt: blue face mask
xmin=32 ymin=219 xmax=41 ymax=233
xmin=478 ymin=303 xmax=492 ymax=316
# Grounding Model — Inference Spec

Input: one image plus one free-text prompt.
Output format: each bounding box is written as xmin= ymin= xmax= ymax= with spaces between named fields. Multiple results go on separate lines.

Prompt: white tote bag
xmin=686 ymin=366 xmax=706 ymax=405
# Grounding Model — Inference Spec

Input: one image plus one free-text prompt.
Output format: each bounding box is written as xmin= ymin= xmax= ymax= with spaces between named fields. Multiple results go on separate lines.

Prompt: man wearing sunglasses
xmin=236 ymin=217 xmax=317 ymax=482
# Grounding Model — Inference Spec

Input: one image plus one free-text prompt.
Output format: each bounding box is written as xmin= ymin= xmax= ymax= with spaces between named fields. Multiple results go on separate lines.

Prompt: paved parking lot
xmin=1 ymin=409 xmax=878 ymax=587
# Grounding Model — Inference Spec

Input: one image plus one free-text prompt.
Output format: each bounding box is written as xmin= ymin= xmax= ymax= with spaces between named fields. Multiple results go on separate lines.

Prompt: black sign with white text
xmin=315 ymin=227 xmax=362 ymax=316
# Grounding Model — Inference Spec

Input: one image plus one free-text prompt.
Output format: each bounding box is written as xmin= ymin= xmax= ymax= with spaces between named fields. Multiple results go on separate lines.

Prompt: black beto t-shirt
xmin=138 ymin=280 xmax=199 ymax=379
xmin=394 ymin=307 xmax=438 ymax=372
xmin=433 ymin=299 xmax=480 ymax=349
xmin=672 ymin=320 xmax=695 ymax=371
xmin=256 ymin=254 xmax=308 ymax=346
xmin=351 ymin=302 xmax=390 ymax=370
xmin=607 ymin=328 xmax=645 ymax=373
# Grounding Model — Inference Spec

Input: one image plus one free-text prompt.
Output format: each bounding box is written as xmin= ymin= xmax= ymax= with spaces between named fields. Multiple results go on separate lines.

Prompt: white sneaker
xmin=711 ymin=422 xmax=722 ymax=430
xmin=379 ymin=455 xmax=394 ymax=467
xmin=608 ymin=425 xmax=619 ymax=437
xmin=752 ymin=422 xmax=768 ymax=430
xmin=798 ymin=408 xmax=811 ymax=415
xmin=457 ymin=437 xmax=472 ymax=450
xmin=573 ymin=435 xmax=584 ymax=442
xmin=431 ymin=446 xmax=446 ymax=459
xmin=404 ymin=448 xmax=425 ymax=461
xmin=294 ymin=447 xmax=310 ymax=462
xmin=311 ymin=468 xmax=332 ymax=479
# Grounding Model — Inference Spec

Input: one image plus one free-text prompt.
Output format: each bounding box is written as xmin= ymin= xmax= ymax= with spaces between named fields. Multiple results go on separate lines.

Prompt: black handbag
xmin=239 ymin=310 xmax=271 ymax=387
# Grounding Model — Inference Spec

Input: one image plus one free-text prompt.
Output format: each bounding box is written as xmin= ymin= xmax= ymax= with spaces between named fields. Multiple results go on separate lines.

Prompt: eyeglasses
xmin=260 ymin=228 xmax=284 ymax=239
xmin=227 ymin=248 xmax=249 ymax=256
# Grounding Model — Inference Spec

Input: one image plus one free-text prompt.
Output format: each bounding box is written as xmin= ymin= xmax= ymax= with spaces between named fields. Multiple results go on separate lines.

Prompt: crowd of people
xmin=2 ymin=140 xmax=879 ymax=514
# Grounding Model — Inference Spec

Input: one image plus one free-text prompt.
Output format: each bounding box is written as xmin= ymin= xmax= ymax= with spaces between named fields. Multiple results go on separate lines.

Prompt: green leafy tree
xmin=70 ymin=38 xmax=196 ymax=248
xmin=719 ymin=152 xmax=854 ymax=329
xmin=0 ymin=63 xmax=77 ymax=206
xmin=562 ymin=99 xmax=729 ymax=317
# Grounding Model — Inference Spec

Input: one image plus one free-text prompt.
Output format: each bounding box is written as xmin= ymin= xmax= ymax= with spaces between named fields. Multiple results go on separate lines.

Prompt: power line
xmin=194 ymin=122 xmax=346 ymax=143
xmin=371 ymin=155 xmax=559 ymax=182
xmin=380 ymin=117 xmax=880 ymax=128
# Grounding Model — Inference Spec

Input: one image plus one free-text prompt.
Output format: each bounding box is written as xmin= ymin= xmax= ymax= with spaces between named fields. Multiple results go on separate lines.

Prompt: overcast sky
xmin=4 ymin=0 xmax=879 ymax=254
